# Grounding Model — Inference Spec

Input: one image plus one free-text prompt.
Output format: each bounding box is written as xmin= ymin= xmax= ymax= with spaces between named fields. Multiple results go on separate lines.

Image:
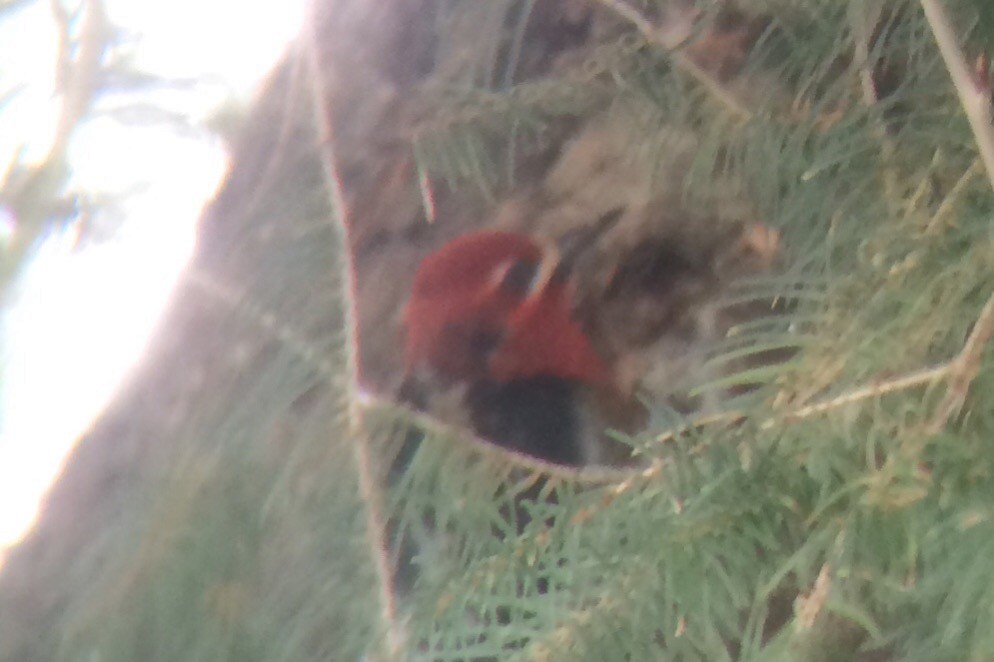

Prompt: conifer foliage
xmin=3 ymin=0 xmax=994 ymax=660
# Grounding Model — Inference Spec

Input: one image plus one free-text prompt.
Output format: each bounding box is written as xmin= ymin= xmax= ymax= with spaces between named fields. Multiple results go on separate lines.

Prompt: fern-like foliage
xmin=381 ymin=0 xmax=994 ymax=659
xmin=5 ymin=0 xmax=994 ymax=660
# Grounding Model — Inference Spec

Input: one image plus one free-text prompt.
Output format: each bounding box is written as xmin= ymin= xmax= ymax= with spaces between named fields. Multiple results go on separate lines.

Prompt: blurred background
xmin=0 ymin=0 xmax=304 ymax=560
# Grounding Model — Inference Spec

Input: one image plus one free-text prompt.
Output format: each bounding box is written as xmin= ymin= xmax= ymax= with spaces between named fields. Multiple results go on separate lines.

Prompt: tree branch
xmin=927 ymin=290 xmax=994 ymax=433
xmin=919 ymin=0 xmax=994 ymax=431
xmin=920 ymin=0 xmax=994 ymax=191
xmin=303 ymin=4 xmax=406 ymax=656
xmin=776 ymin=365 xmax=948 ymax=425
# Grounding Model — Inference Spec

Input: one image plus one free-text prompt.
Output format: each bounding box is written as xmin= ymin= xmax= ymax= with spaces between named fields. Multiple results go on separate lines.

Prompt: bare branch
xmin=920 ymin=0 xmax=994 ymax=191
xmin=640 ymin=287 xmax=994 ymax=459
xmin=928 ymin=290 xmax=994 ymax=433
xmin=775 ymin=365 xmax=949 ymax=426
xmin=303 ymin=3 xmax=406 ymax=656
xmin=849 ymin=1 xmax=885 ymax=107
xmin=918 ymin=0 xmax=994 ymax=432
xmin=848 ymin=1 xmax=902 ymax=205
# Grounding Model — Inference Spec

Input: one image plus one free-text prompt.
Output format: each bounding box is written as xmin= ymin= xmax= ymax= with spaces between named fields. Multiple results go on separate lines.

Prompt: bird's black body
xmin=466 ymin=376 xmax=583 ymax=466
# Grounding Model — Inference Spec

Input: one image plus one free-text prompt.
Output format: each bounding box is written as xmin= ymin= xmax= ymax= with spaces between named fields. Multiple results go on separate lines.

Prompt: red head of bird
xmin=404 ymin=230 xmax=609 ymax=386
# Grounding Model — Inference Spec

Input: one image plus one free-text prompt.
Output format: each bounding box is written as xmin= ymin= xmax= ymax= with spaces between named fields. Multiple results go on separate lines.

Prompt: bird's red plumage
xmin=404 ymin=230 xmax=608 ymax=385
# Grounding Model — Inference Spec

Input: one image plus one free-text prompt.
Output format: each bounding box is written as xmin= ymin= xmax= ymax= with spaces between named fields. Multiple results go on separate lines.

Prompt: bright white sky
xmin=0 ymin=0 xmax=306 ymax=561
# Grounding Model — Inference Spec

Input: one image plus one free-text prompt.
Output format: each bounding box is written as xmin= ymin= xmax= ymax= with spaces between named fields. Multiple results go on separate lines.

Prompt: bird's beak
xmin=528 ymin=241 xmax=562 ymax=300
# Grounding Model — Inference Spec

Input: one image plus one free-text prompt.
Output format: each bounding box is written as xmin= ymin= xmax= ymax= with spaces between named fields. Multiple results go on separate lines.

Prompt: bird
xmin=401 ymin=229 xmax=612 ymax=465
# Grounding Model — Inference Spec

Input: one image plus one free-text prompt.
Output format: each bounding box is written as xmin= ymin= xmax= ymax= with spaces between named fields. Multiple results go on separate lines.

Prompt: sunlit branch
xmin=303 ymin=3 xmax=406 ymax=656
xmin=920 ymin=0 xmax=994 ymax=191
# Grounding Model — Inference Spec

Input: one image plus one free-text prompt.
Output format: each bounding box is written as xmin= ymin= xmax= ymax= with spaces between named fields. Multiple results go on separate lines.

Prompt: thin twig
xmin=648 ymin=364 xmax=949 ymax=441
xmin=920 ymin=0 xmax=994 ymax=191
xmin=927 ymin=290 xmax=994 ymax=433
xmin=851 ymin=2 xmax=883 ymax=107
xmin=908 ymin=148 xmax=944 ymax=213
xmin=303 ymin=4 xmax=406 ymax=657
xmin=604 ymin=363 xmax=950 ymax=499
xmin=774 ymin=364 xmax=949 ymax=426
xmin=650 ymin=410 xmax=743 ymax=445
xmin=359 ymin=393 xmax=632 ymax=485
xmin=644 ymin=287 xmax=994 ymax=453
xmin=591 ymin=0 xmax=753 ymax=121
xmin=924 ymin=156 xmax=982 ymax=234
xmin=919 ymin=0 xmax=994 ymax=431
xmin=849 ymin=1 xmax=902 ymax=205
